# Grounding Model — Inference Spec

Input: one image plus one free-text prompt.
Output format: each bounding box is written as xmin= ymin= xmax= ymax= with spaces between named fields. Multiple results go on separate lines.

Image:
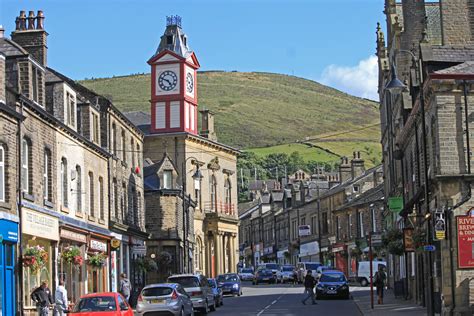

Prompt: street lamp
xmin=385 ymin=49 xmax=435 ymax=316
xmin=182 ymin=158 xmax=203 ymax=273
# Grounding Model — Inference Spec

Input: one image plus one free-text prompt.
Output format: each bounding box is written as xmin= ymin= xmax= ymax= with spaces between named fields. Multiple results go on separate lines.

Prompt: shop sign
xmin=22 ymin=209 xmax=59 ymax=241
xmin=110 ymin=238 xmax=121 ymax=250
xmin=434 ymin=210 xmax=446 ymax=240
xmin=277 ymin=249 xmax=288 ymax=259
xmin=263 ymin=246 xmax=273 ymax=255
xmin=60 ymin=229 xmax=87 ymax=243
xmin=388 ymin=197 xmax=403 ymax=213
xmin=299 ymin=241 xmax=319 ymax=257
xmin=403 ymin=228 xmax=415 ymax=252
xmin=0 ymin=219 xmax=18 ymax=242
xmin=332 ymin=246 xmax=344 ymax=253
xmin=457 ymin=209 xmax=474 ymax=269
xmin=298 ymin=225 xmax=311 ymax=237
xmin=132 ymin=245 xmax=147 ymax=255
xmin=90 ymin=239 xmax=107 ymax=252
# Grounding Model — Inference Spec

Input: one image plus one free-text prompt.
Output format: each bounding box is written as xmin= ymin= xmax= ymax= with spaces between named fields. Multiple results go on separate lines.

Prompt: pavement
xmin=351 ymin=286 xmax=427 ymax=315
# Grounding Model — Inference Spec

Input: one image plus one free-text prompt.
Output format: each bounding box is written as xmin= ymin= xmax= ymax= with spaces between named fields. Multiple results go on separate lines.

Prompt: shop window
xmin=0 ymin=145 xmax=5 ymax=202
xmin=58 ymin=243 xmax=85 ymax=303
xmin=22 ymin=239 xmax=52 ymax=308
xmin=61 ymin=158 xmax=68 ymax=208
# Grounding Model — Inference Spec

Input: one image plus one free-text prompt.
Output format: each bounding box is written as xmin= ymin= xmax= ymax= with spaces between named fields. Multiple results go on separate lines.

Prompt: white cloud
xmin=319 ymin=56 xmax=378 ymax=101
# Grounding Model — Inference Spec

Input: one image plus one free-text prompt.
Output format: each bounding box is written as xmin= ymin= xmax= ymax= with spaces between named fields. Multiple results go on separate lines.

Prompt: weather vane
xmin=166 ymin=15 xmax=182 ymax=28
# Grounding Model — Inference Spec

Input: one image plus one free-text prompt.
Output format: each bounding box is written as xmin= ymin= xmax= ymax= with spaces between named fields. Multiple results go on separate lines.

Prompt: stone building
xmin=377 ymin=1 xmax=474 ymax=314
xmin=126 ymin=16 xmax=239 ymax=277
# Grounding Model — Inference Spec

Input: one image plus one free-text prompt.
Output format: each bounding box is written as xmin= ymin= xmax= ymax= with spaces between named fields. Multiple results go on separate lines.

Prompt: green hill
xmin=80 ymin=71 xmax=381 ymax=164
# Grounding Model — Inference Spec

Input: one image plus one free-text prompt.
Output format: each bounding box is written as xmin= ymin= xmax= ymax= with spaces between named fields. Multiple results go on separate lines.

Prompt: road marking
xmin=256 ymin=291 xmax=287 ymax=316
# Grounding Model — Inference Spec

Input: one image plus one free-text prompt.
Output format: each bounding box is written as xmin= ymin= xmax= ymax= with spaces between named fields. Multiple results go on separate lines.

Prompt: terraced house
xmin=377 ymin=0 xmax=474 ymax=314
xmin=0 ymin=11 xmax=146 ymax=314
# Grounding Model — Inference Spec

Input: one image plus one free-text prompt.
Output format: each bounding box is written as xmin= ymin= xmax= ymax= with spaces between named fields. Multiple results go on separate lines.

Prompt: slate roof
xmin=423 ymin=45 xmax=474 ymax=63
xmin=396 ymin=3 xmax=442 ymax=45
xmin=271 ymin=191 xmax=284 ymax=202
xmin=123 ymin=111 xmax=152 ymax=133
xmin=248 ymin=180 xmax=278 ymax=191
xmin=336 ymin=184 xmax=384 ymax=210
xmin=434 ymin=61 xmax=474 ymax=74
xmin=143 ymin=154 xmax=179 ymax=191
xmin=0 ymin=38 xmax=28 ymax=57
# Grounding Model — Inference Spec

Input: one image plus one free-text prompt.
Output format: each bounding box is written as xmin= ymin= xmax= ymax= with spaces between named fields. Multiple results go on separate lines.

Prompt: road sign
xmin=434 ymin=210 xmax=446 ymax=240
xmin=424 ymin=245 xmax=436 ymax=252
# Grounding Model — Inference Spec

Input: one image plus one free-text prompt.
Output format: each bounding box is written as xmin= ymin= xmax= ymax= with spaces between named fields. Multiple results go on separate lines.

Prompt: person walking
xmin=301 ymin=270 xmax=317 ymax=305
xmin=31 ymin=280 xmax=54 ymax=316
xmin=54 ymin=280 xmax=68 ymax=316
xmin=119 ymin=273 xmax=132 ymax=303
xmin=374 ymin=265 xmax=387 ymax=304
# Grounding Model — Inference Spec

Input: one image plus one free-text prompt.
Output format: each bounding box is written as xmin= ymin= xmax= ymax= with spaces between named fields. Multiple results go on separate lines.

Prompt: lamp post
xmin=182 ymin=157 xmax=203 ymax=273
xmin=385 ymin=49 xmax=435 ymax=316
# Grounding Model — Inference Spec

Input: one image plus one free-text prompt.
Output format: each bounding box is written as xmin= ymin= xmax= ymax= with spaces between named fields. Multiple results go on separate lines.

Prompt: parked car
xmin=278 ymin=265 xmax=296 ymax=283
xmin=135 ymin=283 xmax=194 ymax=316
xmin=315 ymin=265 xmax=334 ymax=280
xmin=71 ymin=292 xmax=133 ymax=315
xmin=238 ymin=267 xmax=255 ymax=281
xmin=167 ymin=274 xmax=216 ymax=314
xmin=217 ymin=273 xmax=242 ymax=296
xmin=208 ymin=278 xmax=224 ymax=307
xmin=316 ymin=270 xmax=350 ymax=299
xmin=296 ymin=262 xmax=322 ymax=283
xmin=253 ymin=269 xmax=276 ymax=285
xmin=357 ymin=261 xmax=387 ymax=286
xmin=258 ymin=263 xmax=281 ymax=280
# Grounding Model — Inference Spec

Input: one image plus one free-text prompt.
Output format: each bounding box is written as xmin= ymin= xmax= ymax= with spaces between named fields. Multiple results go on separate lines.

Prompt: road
xmin=210 ymin=281 xmax=362 ymax=316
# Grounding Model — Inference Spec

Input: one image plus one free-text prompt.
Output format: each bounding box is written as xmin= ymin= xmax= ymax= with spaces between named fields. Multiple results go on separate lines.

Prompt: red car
xmin=70 ymin=292 xmax=133 ymax=316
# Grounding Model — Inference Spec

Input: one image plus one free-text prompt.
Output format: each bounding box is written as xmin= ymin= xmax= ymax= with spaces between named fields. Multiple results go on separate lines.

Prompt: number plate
xmin=150 ymin=299 xmax=165 ymax=304
xmin=327 ymin=290 xmax=337 ymax=294
xmin=263 ymin=278 xmax=269 ymax=280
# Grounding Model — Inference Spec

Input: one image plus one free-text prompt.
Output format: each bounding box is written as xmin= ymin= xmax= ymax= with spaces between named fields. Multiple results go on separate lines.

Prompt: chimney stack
xmin=339 ymin=157 xmax=351 ymax=183
xmin=200 ymin=109 xmax=217 ymax=142
xmin=11 ymin=10 xmax=48 ymax=66
xmin=0 ymin=25 xmax=4 ymax=39
xmin=351 ymin=151 xmax=365 ymax=179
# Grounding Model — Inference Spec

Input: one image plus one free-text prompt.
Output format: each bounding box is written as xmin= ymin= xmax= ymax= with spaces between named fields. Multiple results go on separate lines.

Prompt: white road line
xmin=256 ymin=292 xmax=287 ymax=316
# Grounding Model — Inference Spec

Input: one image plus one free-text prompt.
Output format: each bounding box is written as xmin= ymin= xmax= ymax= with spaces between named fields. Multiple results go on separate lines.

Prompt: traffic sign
xmin=424 ymin=245 xmax=436 ymax=252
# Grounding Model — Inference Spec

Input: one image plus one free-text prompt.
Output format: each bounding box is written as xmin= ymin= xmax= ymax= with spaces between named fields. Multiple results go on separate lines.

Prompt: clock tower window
xmin=166 ymin=35 xmax=173 ymax=45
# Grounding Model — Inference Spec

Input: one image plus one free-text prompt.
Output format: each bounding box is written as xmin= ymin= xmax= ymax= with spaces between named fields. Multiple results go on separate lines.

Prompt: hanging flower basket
xmin=136 ymin=257 xmax=158 ymax=272
xmin=382 ymin=228 xmax=404 ymax=256
xmin=87 ymin=253 xmax=107 ymax=268
xmin=23 ymin=245 xmax=48 ymax=275
xmin=350 ymin=247 xmax=362 ymax=257
xmin=61 ymin=246 xmax=84 ymax=267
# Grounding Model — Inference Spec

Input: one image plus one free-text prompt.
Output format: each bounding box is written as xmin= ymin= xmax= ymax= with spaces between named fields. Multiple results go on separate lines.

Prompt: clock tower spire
xmin=148 ymin=16 xmax=200 ymax=135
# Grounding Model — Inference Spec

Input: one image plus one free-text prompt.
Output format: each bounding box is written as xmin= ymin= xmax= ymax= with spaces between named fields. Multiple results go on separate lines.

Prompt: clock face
xmin=186 ymin=72 xmax=194 ymax=93
xmin=158 ymin=70 xmax=178 ymax=91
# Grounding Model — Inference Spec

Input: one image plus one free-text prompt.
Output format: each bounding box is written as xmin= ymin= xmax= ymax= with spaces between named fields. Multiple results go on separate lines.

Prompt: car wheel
xmin=360 ymin=279 xmax=368 ymax=287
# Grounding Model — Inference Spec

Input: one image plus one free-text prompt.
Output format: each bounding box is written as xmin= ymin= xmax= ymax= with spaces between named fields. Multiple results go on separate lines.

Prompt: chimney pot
xmin=19 ymin=11 xmax=27 ymax=30
xmin=15 ymin=17 xmax=20 ymax=30
xmin=36 ymin=10 xmax=44 ymax=29
xmin=0 ymin=26 xmax=4 ymax=38
xmin=27 ymin=11 xmax=35 ymax=30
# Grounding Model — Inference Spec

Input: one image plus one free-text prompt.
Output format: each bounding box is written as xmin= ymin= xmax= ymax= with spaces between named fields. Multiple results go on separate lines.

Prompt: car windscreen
xmin=218 ymin=275 xmax=239 ymax=282
xmin=73 ymin=296 xmax=117 ymax=312
xmin=168 ymin=277 xmax=200 ymax=288
xmin=259 ymin=270 xmax=272 ymax=275
xmin=142 ymin=287 xmax=173 ymax=297
xmin=241 ymin=268 xmax=253 ymax=273
xmin=282 ymin=266 xmax=294 ymax=272
xmin=305 ymin=263 xmax=320 ymax=270
xmin=266 ymin=264 xmax=279 ymax=270
xmin=320 ymin=273 xmax=346 ymax=283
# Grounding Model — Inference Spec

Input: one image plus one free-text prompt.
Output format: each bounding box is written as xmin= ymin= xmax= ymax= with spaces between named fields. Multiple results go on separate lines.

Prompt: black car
xmin=315 ymin=270 xmax=350 ymax=299
xmin=253 ymin=269 xmax=276 ymax=285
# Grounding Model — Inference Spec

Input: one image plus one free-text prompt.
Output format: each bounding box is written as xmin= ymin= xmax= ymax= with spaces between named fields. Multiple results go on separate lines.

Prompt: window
xmin=311 ymin=216 xmax=317 ymax=237
xmin=347 ymin=213 xmax=352 ymax=238
xmin=131 ymin=138 xmax=135 ymax=167
xmin=88 ymin=172 xmax=94 ymax=217
xmin=358 ymin=211 xmax=364 ymax=238
xmin=166 ymin=35 xmax=173 ymax=45
xmin=98 ymin=177 xmax=104 ymax=220
xmin=321 ymin=212 xmax=328 ymax=234
xmin=112 ymin=178 xmax=118 ymax=219
xmin=371 ymin=208 xmax=377 ymax=232
xmin=66 ymin=91 xmax=76 ymax=127
xmin=163 ymin=170 xmax=172 ymax=189
xmin=130 ymin=185 xmax=136 ymax=223
xmin=353 ymin=185 xmax=360 ymax=193
xmin=61 ymin=158 xmax=68 ymax=207
xmin=121 ymin=129 xmax=126 ymax=162
xmin=336 ymin=216 xmax=340 ymax=240
xmin=210 ymin=175 xmax=217 ymax=211
xmin=32 ymin=66 xmax=39 ymax=102
xmin=43 ymin=149 xmax=52 ymax=202
xmin=136 ymin=143 xmax=141 ymax=171
xmin=121 ymin=183 xmax=127 ymax=221
xmin=76 ymin=165 xmax=82 ymax=213
xmin=111 ymin=123 xmax=117 ymax=155
xmin=300 ymin=216 xmax=306 ymax=226
xmin=224 ymin=178 xmax=231 ymax=209
xmin=21 ymin=138 xmax=31 ymax=193
xmin=91 ymin=112 xmax=99 ymax=144
xmin=0 ymin=145 xmax=4 ymax=202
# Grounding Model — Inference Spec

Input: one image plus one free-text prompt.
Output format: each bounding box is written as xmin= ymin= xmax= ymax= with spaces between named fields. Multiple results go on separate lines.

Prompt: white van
xmin=357 ymin=261 xmax=386 ymax=286
xmin=296 ymin=262 xmax=322 ymax=283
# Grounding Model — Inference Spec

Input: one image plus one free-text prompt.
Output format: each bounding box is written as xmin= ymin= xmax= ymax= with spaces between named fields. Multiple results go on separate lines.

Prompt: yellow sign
xmin=22 ymin=209 xmax=59 ymax=241
xmin=111 ymin=238 xmax=121 ymax=250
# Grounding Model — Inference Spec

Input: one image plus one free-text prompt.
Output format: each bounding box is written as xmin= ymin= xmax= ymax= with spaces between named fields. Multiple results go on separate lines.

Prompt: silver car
xmin=135 ymin=283 xmax=194 ymax=316
xmin=168 ymin=274 xmax=216 ymax=314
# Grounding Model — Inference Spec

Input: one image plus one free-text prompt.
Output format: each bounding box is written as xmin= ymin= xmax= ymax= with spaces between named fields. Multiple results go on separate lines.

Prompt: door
xmin=1 ymin=243 xmax=16 ymax=316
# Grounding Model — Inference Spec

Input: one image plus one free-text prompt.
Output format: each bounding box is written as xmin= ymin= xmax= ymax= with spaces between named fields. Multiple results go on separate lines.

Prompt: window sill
xmin=22 ymin=192 xmax=35 ymax=202
xmin=98 ymin=219 xmax=105 ymax=225
xmin=61 ymin=206 xmax=70 ymax=214
xmin=0 ymin=201 xmax=12 ymax=210
xmin=75 ymin=211 xmax=83 ymax=218
xmin=43 ymin=200 xmax=54 ymax=209
xmin=88 ymin=215 xmax=96 ymax=222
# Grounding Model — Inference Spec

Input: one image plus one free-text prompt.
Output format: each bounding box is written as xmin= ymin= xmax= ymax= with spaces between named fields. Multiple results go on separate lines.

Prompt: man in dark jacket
xmin=31 ymin=280 xmax=54 ymax=316
xmin=301 ymin=270 xmax=317 ymax=305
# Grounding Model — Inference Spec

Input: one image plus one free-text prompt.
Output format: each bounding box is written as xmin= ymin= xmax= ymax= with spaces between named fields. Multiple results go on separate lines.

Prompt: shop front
xmin=0 ymin=218 xmax=19 ymax=316
xmin=299 ymin=241 xmax=320 ymax=262
xmin=332 ymin=244 xmax=348 ymax=275
xmin=21 ymin=208 xmax=59 ymax=315
xmin=58 ymin=227 xmax=87 ymax=305
xmin=87 ymin=236 xmax=109 ymax=293
xmin=277 ymin=249 xmax=288 ymax=265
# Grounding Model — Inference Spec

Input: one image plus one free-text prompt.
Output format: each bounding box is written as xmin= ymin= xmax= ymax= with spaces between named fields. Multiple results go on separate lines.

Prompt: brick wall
xmin=0 ymin=111 xmax=19 ymax=217
xmin=440 ymin=0 xmax=472 ymax=45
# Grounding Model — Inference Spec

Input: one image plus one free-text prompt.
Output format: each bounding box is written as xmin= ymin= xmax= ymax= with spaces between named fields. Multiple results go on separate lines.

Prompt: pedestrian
xmin=374 ymin=265 xmax=387 ymax=304
xmin=301 ymin=269 xmax=317 ymax=305
xmin=31 ymin=280 xmax=54 ymax=316
xmin=54 ymin=280 xmax=68 ymax=316
xmin=119 ymin=273 xmax=132 ymax=303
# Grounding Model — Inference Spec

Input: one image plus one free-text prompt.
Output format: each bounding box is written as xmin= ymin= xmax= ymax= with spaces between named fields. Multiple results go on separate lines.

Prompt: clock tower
xmin=148 ymin=16 xmax=200 ymax=135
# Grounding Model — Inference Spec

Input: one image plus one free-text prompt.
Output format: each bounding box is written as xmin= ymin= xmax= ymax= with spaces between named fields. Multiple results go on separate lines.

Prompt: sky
xmin=1 ymin=0 xmax=385 ymax=100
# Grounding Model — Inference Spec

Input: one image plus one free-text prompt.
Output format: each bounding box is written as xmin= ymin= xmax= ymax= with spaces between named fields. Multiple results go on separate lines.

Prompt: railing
xmin=202 ymin=201 xmax=236 ymax=216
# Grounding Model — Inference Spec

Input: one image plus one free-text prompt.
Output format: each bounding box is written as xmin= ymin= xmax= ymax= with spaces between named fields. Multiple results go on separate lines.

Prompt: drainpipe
xmin=17 ymin=100 xmax=24 ymax=316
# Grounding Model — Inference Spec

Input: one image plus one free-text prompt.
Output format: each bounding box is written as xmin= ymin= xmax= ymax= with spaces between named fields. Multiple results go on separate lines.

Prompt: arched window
xmin=210 ymin=175 xmax=217 ymax=211
xmin=61 ymin=158 xmax=68 ymax=207
xmin=76 ymin=165 xmax=82 ymax=213
xmin=0 ymin=145 xmax=5 ymax=202
xmin=225 ymin=178 xmax=232 ymax=206
xmin=195 ymin=237 xmax=203 ymax=271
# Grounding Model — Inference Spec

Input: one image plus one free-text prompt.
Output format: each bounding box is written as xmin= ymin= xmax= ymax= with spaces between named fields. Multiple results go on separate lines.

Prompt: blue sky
xmin=1 ymin=0 xmax=385 ymax=100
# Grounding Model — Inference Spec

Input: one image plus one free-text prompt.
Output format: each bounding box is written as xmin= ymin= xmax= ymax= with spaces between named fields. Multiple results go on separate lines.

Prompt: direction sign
xmin=424 ymin=245 xmax=436 ymax=252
